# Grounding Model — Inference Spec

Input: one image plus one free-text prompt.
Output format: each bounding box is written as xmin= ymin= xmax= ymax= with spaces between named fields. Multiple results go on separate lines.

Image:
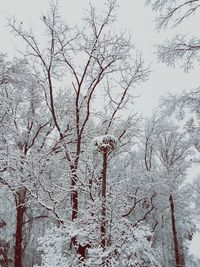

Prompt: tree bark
xmin=14 ymin=190 xmax=26 ymax=267
xmin=71 ymin=167 xmax=78 ymax=221
xmin=71 ymin=165 xmax=90 ymax=260
xmin=0 ymin=240 xmax=10 ymax=267
xmin=101 ymin=152 xmax=107 ymax=249
xmin=169 ymin=195 xmax=181 ymax=267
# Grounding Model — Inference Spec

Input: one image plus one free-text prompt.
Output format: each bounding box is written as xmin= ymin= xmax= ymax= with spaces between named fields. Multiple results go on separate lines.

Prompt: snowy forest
xmin=1 ymin=0 xmax=200 ymax=266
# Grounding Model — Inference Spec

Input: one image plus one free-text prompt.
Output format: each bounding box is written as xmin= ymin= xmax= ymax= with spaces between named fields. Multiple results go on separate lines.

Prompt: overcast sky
xmin=1 ymin=0 xmax=200 ymax=258
xmin=1 ymin=0 xmax=200 ymax=116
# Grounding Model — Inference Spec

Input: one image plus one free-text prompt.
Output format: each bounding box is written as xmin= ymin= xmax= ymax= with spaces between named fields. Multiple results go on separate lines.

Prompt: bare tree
xmin=0 ymin=56 xmax=54 ymax=267
xmin=146 ymin=0 xmax=200 ymax=28
xmin=147 ymin=0 xmax=200 ymax=159
xmin=146 ymin=0 xmax=200 ymax=72
xmin=7 ymin=0 xmax=149 ymax=260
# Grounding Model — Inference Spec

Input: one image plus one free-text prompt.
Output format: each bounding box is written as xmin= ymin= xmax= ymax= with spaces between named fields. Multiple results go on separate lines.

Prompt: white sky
xmin=1 ymin=0 xmax=200 ymax=260
xmin=1 ymin=0 xmax=200 ymax=116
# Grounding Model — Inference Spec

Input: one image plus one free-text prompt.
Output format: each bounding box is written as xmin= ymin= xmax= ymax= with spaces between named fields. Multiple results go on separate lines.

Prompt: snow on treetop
xmin=93 ymin=134 xmax=117 ymax=153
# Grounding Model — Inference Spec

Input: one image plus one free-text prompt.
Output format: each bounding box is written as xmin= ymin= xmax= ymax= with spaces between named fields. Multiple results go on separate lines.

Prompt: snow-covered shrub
xmin=35 ymin=219 xmax=161 ymax=267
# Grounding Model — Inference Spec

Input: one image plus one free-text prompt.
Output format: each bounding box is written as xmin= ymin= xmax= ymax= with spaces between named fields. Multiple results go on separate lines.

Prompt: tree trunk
xmin=101 ymin=152 xmax=107 ymax=249
xmin=14 ymin=190 xmax=26 ymax=267
xmin=0 ymin=240 xmax=10 ymax=267
xmin=169 ymin=195 xmax=181 ymax=267
xmin=71 ymin=166 xmax=78 ymax=221
xmin=71 ymin=165 xmax=90 ymax=260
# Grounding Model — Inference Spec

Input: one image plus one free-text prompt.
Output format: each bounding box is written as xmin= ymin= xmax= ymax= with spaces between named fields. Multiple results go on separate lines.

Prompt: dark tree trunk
xmin=101 ymin=152 xmax=107 ymax=249
xmin=14 ymin=190 xmax=26 ymax=267
xmin=71 ymin=165 xmax=90 ymax=260
xmin=70 ymin=166 xmax=78 ymax=251
xmin=169 ymin=195 xmax=181 ymax=267
xmin=71 ymin=167 xmax=78 ymax=221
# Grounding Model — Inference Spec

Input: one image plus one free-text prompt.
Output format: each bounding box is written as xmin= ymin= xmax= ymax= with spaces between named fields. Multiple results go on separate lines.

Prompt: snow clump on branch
xmin=93 ymin=134 xmax=118 ymax=154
